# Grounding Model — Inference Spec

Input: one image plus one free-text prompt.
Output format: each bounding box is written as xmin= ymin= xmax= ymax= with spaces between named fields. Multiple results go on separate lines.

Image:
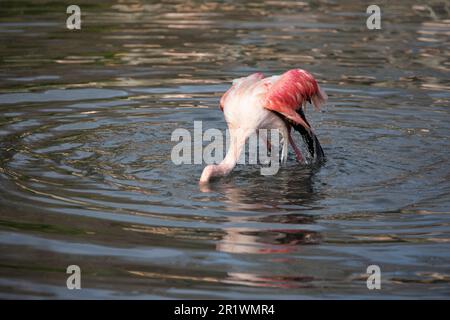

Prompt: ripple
xmin=0 ymin=0 xmax=449 ymax=299
xmin=0 ymin=89 xmax=128 ymax=104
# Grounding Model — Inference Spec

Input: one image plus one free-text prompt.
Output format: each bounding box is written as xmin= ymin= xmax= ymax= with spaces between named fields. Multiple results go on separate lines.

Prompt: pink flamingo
xmin=200 ymin=69 xmax=327 ymax=183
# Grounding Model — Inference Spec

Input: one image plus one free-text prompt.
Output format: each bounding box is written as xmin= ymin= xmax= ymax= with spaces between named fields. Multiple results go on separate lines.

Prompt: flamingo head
xmin=200 ymin=163 xmax=233 ymax=184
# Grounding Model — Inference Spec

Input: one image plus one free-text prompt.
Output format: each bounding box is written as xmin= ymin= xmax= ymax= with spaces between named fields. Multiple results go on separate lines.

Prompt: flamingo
xmin=200 ymin=69 xmax=327 ymax=183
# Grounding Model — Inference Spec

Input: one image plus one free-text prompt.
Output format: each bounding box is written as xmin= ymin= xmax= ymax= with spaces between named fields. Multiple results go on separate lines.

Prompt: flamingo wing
xmin=262 ymin=69 xmax=327 ymax=129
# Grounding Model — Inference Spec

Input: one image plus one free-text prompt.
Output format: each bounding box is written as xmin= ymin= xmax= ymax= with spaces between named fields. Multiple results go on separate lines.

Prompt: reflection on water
xmin=0 ymin=0 xmax=449 ymax=298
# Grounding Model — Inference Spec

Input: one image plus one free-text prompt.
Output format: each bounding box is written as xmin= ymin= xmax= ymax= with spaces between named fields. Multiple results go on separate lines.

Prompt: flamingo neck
xmin=200 ymin=129 xmax=248 ymax=183
xmin=202 ymin=162 xmax=236 ymax=183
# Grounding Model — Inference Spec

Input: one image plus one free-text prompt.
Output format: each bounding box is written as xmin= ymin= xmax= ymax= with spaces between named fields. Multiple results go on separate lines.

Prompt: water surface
xmin=0 ymin=0 xmax=449 ymax=299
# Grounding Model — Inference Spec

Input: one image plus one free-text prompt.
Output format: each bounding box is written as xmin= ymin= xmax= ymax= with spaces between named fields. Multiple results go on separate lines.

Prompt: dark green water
xmin=0 ymin=0 xmax=449 ymax=298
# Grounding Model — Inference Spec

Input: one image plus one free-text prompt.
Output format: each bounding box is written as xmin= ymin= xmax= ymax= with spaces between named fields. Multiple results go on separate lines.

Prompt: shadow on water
xmin=199 ymin=164 xmax=323 ymax=259
xmin=201 ymin=159 xmax=324 ymax=205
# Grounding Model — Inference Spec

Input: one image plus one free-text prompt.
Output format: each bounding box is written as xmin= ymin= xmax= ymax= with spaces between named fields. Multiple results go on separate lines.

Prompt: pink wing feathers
xmin=263 ymin=69 xmax=327 ymax=129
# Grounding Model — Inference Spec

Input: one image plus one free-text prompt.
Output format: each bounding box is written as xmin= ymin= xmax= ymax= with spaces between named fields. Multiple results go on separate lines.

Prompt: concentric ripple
xmin=0 ymin=0 xmax=449 ymax=299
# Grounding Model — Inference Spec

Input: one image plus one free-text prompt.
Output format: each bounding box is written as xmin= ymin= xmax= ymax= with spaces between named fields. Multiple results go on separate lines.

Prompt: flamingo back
xmin=265 ymin=69 xmax=327 ymax=112
xmin=219 ymin=72 xmax=265 ymax=111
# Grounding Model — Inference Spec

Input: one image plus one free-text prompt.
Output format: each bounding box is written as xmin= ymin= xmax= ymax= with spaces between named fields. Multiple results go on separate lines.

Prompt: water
xmin=0 ymin=1 xmax=449 ymax=299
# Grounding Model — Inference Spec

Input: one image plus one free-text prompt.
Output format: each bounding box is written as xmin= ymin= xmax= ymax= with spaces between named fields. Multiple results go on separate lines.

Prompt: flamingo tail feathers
xmin=310 ymin=84 xmax=328 ymax=111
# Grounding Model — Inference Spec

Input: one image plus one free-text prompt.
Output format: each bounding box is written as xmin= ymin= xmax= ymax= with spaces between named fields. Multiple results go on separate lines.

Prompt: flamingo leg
xmin=266 ymin=137 xmax=271 ymax=153
xmin=277 ymin=126 xmax=288 ymax=163
xmin=288 ymin=130 xmax=304 ymax=163
xmin=258 ymin=129 xmax=271 ymax=153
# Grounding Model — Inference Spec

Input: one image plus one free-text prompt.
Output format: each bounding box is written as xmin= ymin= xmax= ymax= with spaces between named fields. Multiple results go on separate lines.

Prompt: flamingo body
xmin=200 ymin=69 xmax=327 ymax=183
